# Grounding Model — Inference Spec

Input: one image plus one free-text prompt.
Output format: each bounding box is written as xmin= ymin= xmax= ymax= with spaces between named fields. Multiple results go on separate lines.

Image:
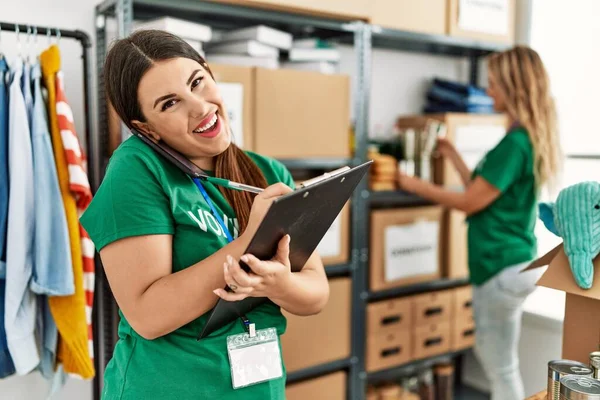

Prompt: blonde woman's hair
xmin=488 ymin=46 xmax=562 ymax=189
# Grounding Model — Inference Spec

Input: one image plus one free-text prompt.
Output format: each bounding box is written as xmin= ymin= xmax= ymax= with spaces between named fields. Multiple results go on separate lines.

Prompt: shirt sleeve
xmin=80 ymin=151 xmax=175 ymax=251
xmin=477 ymin=135 xmax=528 ymax=193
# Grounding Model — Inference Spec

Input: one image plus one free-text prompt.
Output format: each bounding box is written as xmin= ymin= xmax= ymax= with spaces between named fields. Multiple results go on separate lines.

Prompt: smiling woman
xmin=80 ymin=30 xmax=329 ymax=400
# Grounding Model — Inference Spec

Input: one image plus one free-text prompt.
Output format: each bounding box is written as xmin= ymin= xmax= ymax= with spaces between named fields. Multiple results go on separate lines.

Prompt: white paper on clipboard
xmin=217 ymin=82 xmax=244 ymax=148
xmin=458 ymin=0 xmax=509 ymax=36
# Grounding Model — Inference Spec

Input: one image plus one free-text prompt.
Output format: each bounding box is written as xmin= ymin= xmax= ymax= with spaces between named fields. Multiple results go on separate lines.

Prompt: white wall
xmin=337 ymin=45 xmax=469 ymax=139
xmin=1 ymin=3 xmax=97 ymax=400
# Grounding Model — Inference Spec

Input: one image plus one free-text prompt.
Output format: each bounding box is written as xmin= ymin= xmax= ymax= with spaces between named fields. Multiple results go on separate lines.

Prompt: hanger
xmin=15 ymin=25 xmax=22 ymax=59
xmin=25 ymin=25 xmax=32 ymax=63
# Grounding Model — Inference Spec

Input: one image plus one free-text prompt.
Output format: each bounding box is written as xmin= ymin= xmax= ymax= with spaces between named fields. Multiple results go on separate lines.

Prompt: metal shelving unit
xmin=92 ymin=1 xmax=506 ymax=399
xmin=367 ymin=349 xmax=470 ymax=384
xmin=287 ymin=358 xmax=352 ymax=385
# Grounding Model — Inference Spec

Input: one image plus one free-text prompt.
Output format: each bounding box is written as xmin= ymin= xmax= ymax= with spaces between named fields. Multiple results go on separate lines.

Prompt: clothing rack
xmin=0 ymin=21 xmax=100 ymax=399
xmin=0 ymin=22 xmax=97 ymax=191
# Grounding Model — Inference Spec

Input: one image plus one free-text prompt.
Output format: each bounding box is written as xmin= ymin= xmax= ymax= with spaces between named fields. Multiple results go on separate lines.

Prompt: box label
xmin=458 ymin=0 xmax=509 ymax=36
xmin=454 ymin=124 xmax=505 ymax=153
xmin=384 ymin=221 xmax=439 ymax=282
xmin=317 ymin=212 xmax=342 ymax=258
xmin=217 ymin=82 xmax=244 ymax=148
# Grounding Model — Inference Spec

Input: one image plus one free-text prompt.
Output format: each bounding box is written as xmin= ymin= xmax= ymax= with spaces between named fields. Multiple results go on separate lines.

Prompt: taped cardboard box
xmin=254 ymin=68 xmax=351 ymax=159
xmin=525 ymin=245 xmax=600 ymax=364
xmin=219 ymin=0 xmax=370 ymax=20
xmin=281 ymin=278 xmax=351 ymax=373
xmin=286 ymin=371 xmax=347 ymax=400
xmin=447 ymin=0 xmax=516 ymax=44
xmin=366 ymin=329 xmax=412 ymax=372
xmin=317 ymin=203 xmax=350 ymax=266
xmin=413 ymin=321 xmax=451 ymax=360
xmin=371 ymin=0 xmax=446 ymax=35
xmin=210 ymin=64 xmax=254 ymax=151
xmin=412 ymin=290 xmax=453 ymax=327
xmin=444 ymin=209 xmax=469 ymax=279
xmin=370 ymin=207 xmax=443 ymax=291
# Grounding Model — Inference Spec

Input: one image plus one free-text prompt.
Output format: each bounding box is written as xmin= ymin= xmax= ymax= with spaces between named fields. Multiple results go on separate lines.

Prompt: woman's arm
xmin=400 ymin=175 xmax=501 ymax=215
xmin=100 ymin=233 xmax=251 ymax=340
xmin=214 ymin=236 xmax=330 ymax=316
xmin=100 ymin=183 xmax=291 ymax=340
xmin=436 ymin=138 xmax=472 ymax=187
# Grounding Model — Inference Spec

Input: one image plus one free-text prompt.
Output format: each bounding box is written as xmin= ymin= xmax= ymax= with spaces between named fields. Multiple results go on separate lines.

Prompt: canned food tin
xmin=590 ymin=352 xmax=600 ymax=379
xmin=549 ymin=360 xmax=593 ymax=400
xmin=560 ymin=375 xmax=600 ymax=400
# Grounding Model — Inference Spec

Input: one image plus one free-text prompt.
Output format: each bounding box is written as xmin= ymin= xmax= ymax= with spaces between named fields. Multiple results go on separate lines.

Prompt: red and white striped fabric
xmin=55 ymin=71 xmax=95 ymax=362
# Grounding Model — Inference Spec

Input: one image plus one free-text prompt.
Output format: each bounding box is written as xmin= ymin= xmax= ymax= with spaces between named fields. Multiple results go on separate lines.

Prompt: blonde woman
xmin=398 ymin=46 xmax=561 ymax=400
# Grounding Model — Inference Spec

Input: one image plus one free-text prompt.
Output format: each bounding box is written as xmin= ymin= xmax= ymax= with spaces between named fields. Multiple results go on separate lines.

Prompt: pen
xmin=203 ymin=176 xmax=264 ymax=194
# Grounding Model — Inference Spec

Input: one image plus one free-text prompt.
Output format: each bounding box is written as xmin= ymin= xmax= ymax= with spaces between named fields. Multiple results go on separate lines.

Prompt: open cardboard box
xmin=526 ymin=244 xmax=600 ymax=363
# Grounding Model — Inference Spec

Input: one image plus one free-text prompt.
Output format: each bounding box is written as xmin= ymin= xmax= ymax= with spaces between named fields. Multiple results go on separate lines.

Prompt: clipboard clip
xmin=298 ymin=166 xmax=351 ymax=189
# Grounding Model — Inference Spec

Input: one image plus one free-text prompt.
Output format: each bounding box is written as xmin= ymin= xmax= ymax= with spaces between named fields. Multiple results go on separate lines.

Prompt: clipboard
xmin=198 ymin=160 xmax=373 ymax=339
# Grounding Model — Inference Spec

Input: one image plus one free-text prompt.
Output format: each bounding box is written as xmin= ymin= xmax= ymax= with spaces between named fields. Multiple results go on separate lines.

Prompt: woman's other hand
xmin=435 ymin=137 xmax=458 ymax=159
xmin=213 ymin=235 xmax=292 ymax=301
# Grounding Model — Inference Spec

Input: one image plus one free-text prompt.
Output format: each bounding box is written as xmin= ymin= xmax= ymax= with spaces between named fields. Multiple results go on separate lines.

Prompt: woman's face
xmin=133 ymin=57 xmax=230 ymax=169
xmin=487 ymin=73 xmax=506 ymax=113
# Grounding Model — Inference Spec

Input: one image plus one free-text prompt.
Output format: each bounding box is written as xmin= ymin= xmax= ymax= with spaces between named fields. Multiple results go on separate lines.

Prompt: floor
xmin=456 ymin=385 xmax=490 ymax=400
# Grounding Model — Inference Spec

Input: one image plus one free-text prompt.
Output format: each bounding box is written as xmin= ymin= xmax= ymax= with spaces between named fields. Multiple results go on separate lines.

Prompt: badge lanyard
xmin=192 ymin=177 xmax=234 ymax=243
xmin=192 ymin=177 xmax=255 ymax=336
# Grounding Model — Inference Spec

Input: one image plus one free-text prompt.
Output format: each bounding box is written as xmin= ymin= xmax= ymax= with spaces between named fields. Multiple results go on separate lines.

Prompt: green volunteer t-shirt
xmin=467 ymin=127 xmax=538 ymax=285
xmin=80 ymin=135 xmax=295 ymax=400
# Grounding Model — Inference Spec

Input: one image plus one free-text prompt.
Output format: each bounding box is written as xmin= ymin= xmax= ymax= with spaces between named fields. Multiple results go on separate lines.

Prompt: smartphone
xmin=131 ymin=129 xmax=207 ymax=178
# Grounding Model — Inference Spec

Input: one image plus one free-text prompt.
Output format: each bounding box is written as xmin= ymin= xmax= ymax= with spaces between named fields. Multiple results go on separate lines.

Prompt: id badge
xmin=227 ymin=327 xmax=283 ymax=389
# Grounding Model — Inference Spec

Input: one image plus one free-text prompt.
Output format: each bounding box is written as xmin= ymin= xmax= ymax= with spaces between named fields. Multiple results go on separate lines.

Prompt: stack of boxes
xmin=366 ymin=286 xmax=474 ymax=373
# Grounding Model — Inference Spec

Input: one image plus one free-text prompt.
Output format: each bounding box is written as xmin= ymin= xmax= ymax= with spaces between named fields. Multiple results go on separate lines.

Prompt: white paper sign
xmin=454 ymin=124 xmax=505 ymax=153
xmin=217 ymin=82 xmax=244 ymax=148
xmin=384 ymin=221 xmax=439 ymax=282
xmin=458 ymin=0 xmax=509 ymax=36
xmin=317 ymin=212 xmax=342 ymax=258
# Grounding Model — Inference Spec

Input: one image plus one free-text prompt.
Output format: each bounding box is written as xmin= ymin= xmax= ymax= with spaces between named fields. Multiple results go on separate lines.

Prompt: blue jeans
xmin=473 ymin=262 xmax=542 ymax=400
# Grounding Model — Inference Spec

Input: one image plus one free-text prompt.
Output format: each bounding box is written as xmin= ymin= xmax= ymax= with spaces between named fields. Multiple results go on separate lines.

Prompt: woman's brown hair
xmin=104 ymin=29 xmax=267 ymax=233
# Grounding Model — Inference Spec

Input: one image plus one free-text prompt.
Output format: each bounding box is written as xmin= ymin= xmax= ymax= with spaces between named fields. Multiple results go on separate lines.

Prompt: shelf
xmin=325 ymin=263 xmax=352 ymax=278
xmin=130 ymin=0 xmax=358 ymax=37
xmin=279 ymin=158 xmax=352 ymax=171
xmin=370 ymin=26 xmax=509 ymax=57
xmin=368 ymin=190 xmax=433 ymax=208
xmin=367 ymin=349 xmax=470 ymax=384
xmin=286 ymin=358 xmax=352 ymax=384
xmin=368 ymin=278 xmax=470 ymax=302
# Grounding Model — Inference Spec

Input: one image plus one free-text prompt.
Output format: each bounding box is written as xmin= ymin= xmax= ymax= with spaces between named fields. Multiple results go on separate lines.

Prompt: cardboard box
xmin=444 ymin=210 xmax=469 ymax=279
xmin=367 ymin=297 xmax=413 ymax=337
xmin=210 ymin=64 xmax=254 ymax=151
xmin=447 ymin=0 xmax=516 ymax=44
xmin=370 ymin=207 xmax=444 ymax=291
xmin=366 ymin=329 xmax=412 ymax=372
xmin=370 ymin=0 xmax=446 ymax=35
xmin=527 ymin=246 xmax=600 ymax=364
xmin=412 ymin=290 xmax=453 ymax=327
xmin=413 ymin=321 xmax=451 ymax=360
xmin=281 ymin=278 xmax=351 ymax=373
xmin=286 ymin=371 xmax=346 ymax=400
xmin=453 ymin=285 xmax=473 ymax=320
xmin=396 ymin=113 xmax=508 ymax=188
xmin=222 ymin=0 xmax=371 ymax=20
xmin=254 ymin=68 xmax=351 ymax=159
xmin=451 ymin=315 xmax=475 ymax=351
xmin=318 ymin=203 xmax=350 ymax=266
